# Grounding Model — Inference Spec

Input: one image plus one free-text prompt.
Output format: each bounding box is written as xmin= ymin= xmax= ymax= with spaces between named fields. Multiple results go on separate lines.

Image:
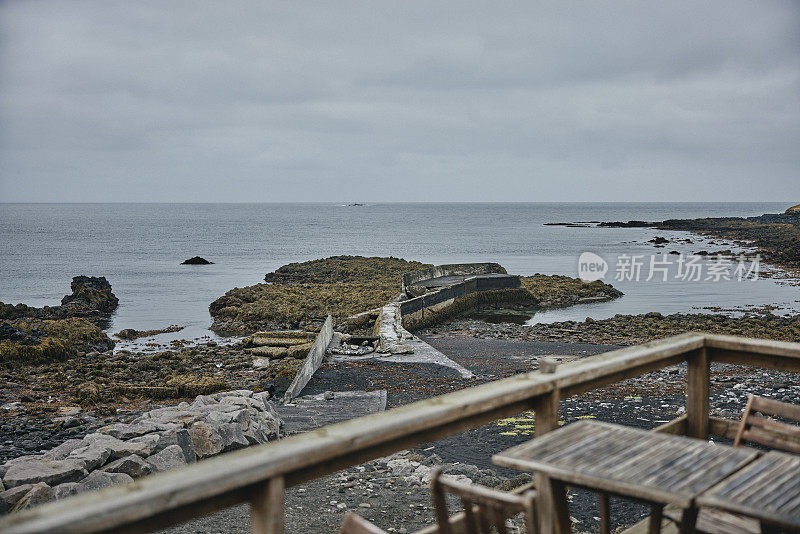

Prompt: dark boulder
xmin=0 ymin=322 xmax=40 ymax=345
xmin=181 ymin=257 xmax=213 ymax=265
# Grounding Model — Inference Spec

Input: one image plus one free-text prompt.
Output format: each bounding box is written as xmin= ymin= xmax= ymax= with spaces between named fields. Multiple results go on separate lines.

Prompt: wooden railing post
xmin=532 ymin=389 xmax=560 ymax=437
xmin=250 ymin=476 xmax=285 ymax=534
xmin=686 ymin=347 xmax=710 ymax=439
xmin=532 ymin=389 xmax=562 ymax=533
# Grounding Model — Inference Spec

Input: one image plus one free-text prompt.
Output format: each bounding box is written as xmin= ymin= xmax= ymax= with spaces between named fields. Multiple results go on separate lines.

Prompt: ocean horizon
xmin=2 ymin=201 xmax=798 ymax=347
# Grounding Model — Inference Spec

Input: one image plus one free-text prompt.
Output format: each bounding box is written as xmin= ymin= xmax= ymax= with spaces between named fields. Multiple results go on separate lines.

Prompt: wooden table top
xmin=492 ymin=420 xmax=758 ymax=508
xmin=697 ymin=450 xmax=800 ymax=530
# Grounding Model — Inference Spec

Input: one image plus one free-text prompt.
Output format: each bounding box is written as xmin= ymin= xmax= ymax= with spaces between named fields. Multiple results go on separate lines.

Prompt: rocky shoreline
xmin=419 ymin=312 xmax=800 ymax=346
xmin=595 ymin=206 xmax=800 ymax=270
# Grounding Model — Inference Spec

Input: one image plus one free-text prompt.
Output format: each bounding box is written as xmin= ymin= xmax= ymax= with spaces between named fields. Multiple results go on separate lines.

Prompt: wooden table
xmin=697 ymin=450 xmax=800 ymax=533
xmin=492 ymin=420 xmax=758 ymax=534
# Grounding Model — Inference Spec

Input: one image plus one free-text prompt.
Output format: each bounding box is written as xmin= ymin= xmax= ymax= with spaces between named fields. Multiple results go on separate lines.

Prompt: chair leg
xmin=460 ymin=498 xmax=478 ymax=534
xmin=492 ymin=505 xmax=508 ymax=534
xmin=648 ymin=504 xmax=664 ymax=534
xmin=598 ymin=493 xmax=611 ymax=534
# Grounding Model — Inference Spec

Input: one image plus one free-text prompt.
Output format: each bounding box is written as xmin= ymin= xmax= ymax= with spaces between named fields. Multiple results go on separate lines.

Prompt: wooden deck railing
xmin=1 ymin=333 xmax=799 ymax=534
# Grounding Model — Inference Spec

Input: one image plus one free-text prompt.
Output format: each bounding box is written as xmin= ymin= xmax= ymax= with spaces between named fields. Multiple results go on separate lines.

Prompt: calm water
xmin=1 ymin=203 xmax=798 ymax=346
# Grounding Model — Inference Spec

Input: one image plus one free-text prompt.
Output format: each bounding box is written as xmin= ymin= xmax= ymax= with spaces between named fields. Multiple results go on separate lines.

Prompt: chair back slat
xmin=338 ymin=511 xmax=389 ymax=534
xmin=429 ymin=467 xmax=538 ymax=534
xmin=734 ymin=395 xmax=800 ymax=453
xmin=751 ymin=396 xmax=800 ymax=421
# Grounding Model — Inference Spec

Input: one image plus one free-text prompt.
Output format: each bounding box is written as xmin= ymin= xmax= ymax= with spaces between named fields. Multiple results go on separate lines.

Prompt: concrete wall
xmin=399 ymin=275 xmax=522 ymax=328
xmin=283 ymin=315 xmax=334 ymax=403
xmin=401 ymin=263 xmax=506 ymax=292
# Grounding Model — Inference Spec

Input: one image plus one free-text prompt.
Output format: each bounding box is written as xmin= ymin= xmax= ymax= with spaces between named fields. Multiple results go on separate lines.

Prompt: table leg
xmin=649 ymin=504 xmax=664 ymax=534
xmin=760 ymin=521 xmax=782 ymax=534
xmin=679 ymin=508 xmax=697 ymax=534
xmin=598 ymin=493 xmax=610 ymax=534
xmin=537 ymin=474 xmax=571 ymax=534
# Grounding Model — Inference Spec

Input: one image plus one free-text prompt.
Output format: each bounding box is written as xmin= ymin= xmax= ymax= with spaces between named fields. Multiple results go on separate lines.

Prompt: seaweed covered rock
xmin=0 ymin=322 xmax=38 ymax=345
xmin=786 ymin=204 xmax=800 ymax=214
xmin=209 ymin=256 xmax=430 ymax=334
xmin=0 ymin=318 xmax=114 ymax=367
xmin=657 ymin=215 xmax=800 ymax=268
xmin=520 ymin=275 xmax=623 ymax=308
xmin=164 ymin=374 xmax=229 ymax=397
xmin=74 ymin=382 xmax=103 ymax=406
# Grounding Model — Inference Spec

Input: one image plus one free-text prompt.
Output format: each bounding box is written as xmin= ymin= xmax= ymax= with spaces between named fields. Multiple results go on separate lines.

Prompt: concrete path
xmin=276 ymin=390 xmax=387 ymax=434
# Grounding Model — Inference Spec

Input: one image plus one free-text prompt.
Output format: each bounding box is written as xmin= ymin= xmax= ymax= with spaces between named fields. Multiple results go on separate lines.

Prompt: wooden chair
xmin=338 ymin=511 xmax=389 ymax=534
xmin=429 ymin=467 xmax=537 ymax=534
xmin=733 ymin=394 xmax=800 ymax=454
xmin=664 ymin=395 xmax=800 ymax=534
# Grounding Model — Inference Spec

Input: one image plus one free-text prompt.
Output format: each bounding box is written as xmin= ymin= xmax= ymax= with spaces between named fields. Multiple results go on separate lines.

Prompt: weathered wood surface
xmin=413 ymin=482 xmax=537 ymax=534
xmin=626 ymin=508 xmax=760 ymax=534
xmin=652 ymin=415 xmax=687 ymax=436
xmin=337 ymin=511 xmax=389 ymax=534
xmin=734 ymin=395 xmax=800 ymax=454
xmin=709 ymin=416 xmax=739 ymax=439
xmin=251 ymin=476 xmax=285 ymax=534
xmin=705 ymin=334 xmax=800 ymax=373
xmin=686 ymin=348 xmax=710 ymax=439
xmin=493 ymin=420 xmax=758 ymax=509
xmin=697 ymin=450 xmax=800 ymax=531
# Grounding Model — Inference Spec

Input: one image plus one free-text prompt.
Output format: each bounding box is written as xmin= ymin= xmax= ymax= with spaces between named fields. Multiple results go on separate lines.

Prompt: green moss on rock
xmin=210 ymin=256 xmax=430 ymax=334
xmin=264 ymin=358 xmax=303 ymax=380
xmin=0 ymin=318 xmax=114 ymax=367
xmin=165 ymin=374 xmax=229 ymax=396
xmin=520 ymin=274 xmax=622 ymax=307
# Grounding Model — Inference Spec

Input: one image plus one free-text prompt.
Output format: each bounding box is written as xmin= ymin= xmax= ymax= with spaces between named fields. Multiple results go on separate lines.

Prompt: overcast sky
xmin=1 ymin=1 xmax=798 ymax=202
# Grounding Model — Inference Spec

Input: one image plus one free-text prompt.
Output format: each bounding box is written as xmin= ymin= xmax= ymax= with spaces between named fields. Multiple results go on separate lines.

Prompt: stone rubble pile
xmin=378 ymin=451 xmax=513 ymax=489
xmin=0 ymin=389 xmax=283 ymax=514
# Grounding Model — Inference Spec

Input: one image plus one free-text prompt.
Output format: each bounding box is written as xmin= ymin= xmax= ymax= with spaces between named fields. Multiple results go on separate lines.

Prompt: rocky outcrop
xmin=786 ymin=204 xmax=800 ymax=214
xmin=181 ymin=257 xmax=213 ymax=265
xmin=209 ymin=256 xmax=430 ymax=334
xmin=60 ymin=276 xmax=119 ymax=317
xmin=0 ymin=389 xmax=283 ymax=514
xmin=0 ymin=277 xmax=119 ymax=366
xmin=0 ymin=276 xmax=118 ymax=324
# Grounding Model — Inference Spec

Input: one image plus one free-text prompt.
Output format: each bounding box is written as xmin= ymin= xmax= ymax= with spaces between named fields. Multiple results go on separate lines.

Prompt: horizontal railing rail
xmin=1 ymin=333 xmax=799 ymax=534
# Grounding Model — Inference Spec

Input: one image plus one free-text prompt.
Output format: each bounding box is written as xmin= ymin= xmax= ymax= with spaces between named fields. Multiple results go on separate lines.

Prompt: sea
xmin=1 ymin=202 xmax=798 ymax=348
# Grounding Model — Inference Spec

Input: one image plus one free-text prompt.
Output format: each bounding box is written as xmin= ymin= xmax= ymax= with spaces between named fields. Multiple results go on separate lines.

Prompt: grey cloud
xmin=0 ymin=1 xmax=798 ymax=202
